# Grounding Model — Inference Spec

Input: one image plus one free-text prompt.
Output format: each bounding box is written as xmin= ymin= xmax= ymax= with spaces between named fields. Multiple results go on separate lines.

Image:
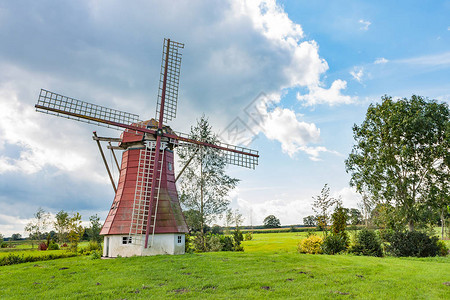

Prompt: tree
xmin=25 ymin=207 xmax=50 ymax=247
xmin=349 ymin=208 xmax=363 ymax=226
xmin=0 ymin=233 xmax=3 ymax=244
xmin=312 ymin=184 xmax=340 ymax=235
xmin=67 ymin=212 xmax=84 ymax=253
xmin=54 ymin=210 xmax=69 ymax=244
xmin=263 ymin=215 xmax=281 ymax=228
xmin=331 ymin=205 xmax=348 ymax=237
xmin=11 ymin=233 xmax=22 ymax=241
xmin=87 ymin=214 xmax=102 ymax=244
xmin=183 ymin=209 xmax=203 ymax=233
xmin=346 ymin=95 xmax=449 ymax=231
xmin=303 ymin=215 xmax=317 ymax=227
xmin=178 ymin=115 xmax=239 ymax=236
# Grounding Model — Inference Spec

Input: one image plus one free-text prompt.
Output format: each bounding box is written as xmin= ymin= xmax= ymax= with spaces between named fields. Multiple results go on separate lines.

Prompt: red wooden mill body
xmin=35 ymin=38 xmax=259 ymax=257
xmin=101 ymin=122 xmax=189 ymax=237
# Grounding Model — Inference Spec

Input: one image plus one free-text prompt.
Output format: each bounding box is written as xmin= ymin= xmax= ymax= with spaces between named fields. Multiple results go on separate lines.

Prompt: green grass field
xmin=0 ymin=233 xmax=449 ymax=299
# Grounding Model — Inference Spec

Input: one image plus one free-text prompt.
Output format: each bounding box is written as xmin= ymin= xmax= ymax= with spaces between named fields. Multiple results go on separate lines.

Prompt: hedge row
xmin=0 ymin=252 xmax=77 ymax=266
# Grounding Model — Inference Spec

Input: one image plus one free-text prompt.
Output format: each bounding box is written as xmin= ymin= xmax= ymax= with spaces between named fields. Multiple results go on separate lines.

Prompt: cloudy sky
xmin=0 ymin=0 xmax=449 ymax=236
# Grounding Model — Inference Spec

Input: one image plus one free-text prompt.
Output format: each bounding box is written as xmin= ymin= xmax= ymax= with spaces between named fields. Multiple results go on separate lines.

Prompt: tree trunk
xmin=408 ymin=219 xmax=414 ymax=232
xmin=441 ymin=209 xmax=445 ymax=240
xmin=200 ymin=147 xmax=205 ymax=250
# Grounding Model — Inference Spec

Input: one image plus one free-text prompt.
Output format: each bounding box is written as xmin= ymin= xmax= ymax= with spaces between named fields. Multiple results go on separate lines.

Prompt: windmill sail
xmin=155 ymin=39 xmax=184 ymax=123
xmin=36 ymin=89 xmax=142 ymax=131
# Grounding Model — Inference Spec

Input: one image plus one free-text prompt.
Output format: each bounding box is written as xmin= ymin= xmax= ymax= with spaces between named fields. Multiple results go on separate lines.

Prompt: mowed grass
xmin=0 ymin=233 xmax=449 ymax=299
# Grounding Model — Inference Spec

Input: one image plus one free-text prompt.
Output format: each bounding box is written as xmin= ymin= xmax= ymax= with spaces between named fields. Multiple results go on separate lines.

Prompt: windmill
xmin=35 ymin=38 xmax=259 ymax=257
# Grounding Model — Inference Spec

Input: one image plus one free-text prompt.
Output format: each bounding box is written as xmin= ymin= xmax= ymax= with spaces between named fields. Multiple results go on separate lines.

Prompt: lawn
xmin=0 ymin=232 xmax=449 ymax=299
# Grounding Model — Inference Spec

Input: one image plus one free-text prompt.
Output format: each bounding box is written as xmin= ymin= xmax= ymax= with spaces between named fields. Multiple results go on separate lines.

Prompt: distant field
xmin=0 ymin=232 xmax=449 ymax=299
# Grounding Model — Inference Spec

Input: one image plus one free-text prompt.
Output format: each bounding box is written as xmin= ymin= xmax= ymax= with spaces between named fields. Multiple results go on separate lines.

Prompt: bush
xmin=90 ymin=250 xmax=102 ymax=260
xmin=437 ymin=240 xmax=449 ymax=257
xmin=47 ymin=242 xmax=60 ymax=250
xmin=38 ymin=242 xmax=48 ymax=251
xmin=0 ymin=252 xmax=77 ymax=266
xmin=322 ymin=234 xmax=348 ymax=255
xmin=232 ymin=229 xmax=244 ymax=251
xmin=192 ymin=233 xmax=223 ymax=252
xmin=1 ymin=242 xmax=7 ymax=248
xmin=244 ymin=232 xmax=253 ymax=241
xmin=185 ymin=234 xmax=193 ymax=253
xmin=220 ymin=236 xmax=234 ymax=251
xmin=86 ymin=241 xmax=101 ymax=252
xmin=385 ymin=231 xmax=440 ymax=257
xmin=298 ymin=235 xmax=323 ymax=254
xmin=349 ymin=228 xmax=383 ymax=257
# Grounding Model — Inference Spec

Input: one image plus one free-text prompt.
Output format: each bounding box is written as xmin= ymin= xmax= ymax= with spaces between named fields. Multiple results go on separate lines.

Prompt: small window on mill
xmin=168 ymin=162 xmax=173 ymax=171
xmin=122 ymin=236 xmax=132 ymax=244
xmin=177 ymin=235 xmax=182 ymax=244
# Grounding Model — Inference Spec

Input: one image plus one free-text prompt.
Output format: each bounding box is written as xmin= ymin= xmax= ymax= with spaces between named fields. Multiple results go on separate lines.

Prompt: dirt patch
xmin=261 ymin=286 xmax=271 ymax=290
xmin=182 ymin=272 xmax=192 ymax=275
xmin=443 ymin=282 xmax=450 ymax=286
xmin=58 ymin=267 xmax=68 ymax=270
xmin=331 ymin=290 xmax=349 ymax=295
xmin=286 ymin=278 xmax=294 ymax=281
xmin=172 ymin=288 xmax=190 ymax=294
xmin=356 ymin=275 xmax=364 ymax=279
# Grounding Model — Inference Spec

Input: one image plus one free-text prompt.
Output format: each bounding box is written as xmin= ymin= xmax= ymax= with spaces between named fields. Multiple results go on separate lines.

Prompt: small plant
xmin=385 ymin=231 xmax=440 ymax=257
xmin=306 ymin=229 xmax=316 ymax=238
xmin=90 ymin=250 xmax=102 ymax=260
xmin=437 ymin=240 xmax=449 ymax=257
xmin=322 ymin=234 xmax=347 ymax=255
xmin=62 ymin=243 xmax=68 ymax=248
xmin=244 ymin=232 xmax=253 ymax=241
xmin=184 ymin=234 xmax=193 ymax=253
xmin=220 ymin=236 xmax=234 ymax=251
xmin=349 ymin=228 xmax=383 ymax=257
xmin=298 ymin=235 xmax=323 ymax=254
xmin=47 ymin=242 xmax=60 ymax=250
xmin=38 ymin=242 xmax=48 ymax=251
xmin=1 ymin=242 xmax=7 ymax=248
xmin=232 ymin=229 xmax=244 ymax=251
xmin=86 ymin=241 xmax=102 ymax=252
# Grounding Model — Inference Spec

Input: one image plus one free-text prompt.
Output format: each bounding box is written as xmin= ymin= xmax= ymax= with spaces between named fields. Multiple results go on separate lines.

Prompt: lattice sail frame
xmin=175 ymin=131 xmax=259 ymax=169
xmin=36 ymin=89 xmax=141 ymax=130
xmin=155 ymin=39 xmax=184 ymax=123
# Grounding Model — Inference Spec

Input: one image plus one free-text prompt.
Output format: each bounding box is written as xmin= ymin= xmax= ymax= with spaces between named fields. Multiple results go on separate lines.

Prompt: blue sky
xmin=0 ymin=0 xmax=449 ymax=236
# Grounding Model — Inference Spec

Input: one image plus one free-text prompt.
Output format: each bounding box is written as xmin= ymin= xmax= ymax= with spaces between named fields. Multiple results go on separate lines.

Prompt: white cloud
xmin=333 ymin=186 xmax=361 ymax=209
xmin=297 ymin=79 xmax=355 ymax=106
xmin=396 ymin=51 xmax=450 ymax=66
xmin=350 ymin=66 xmax=364 ymax=82
xmin=374 ymin=57 xmax=389 ymax=64
xmin=359 ymin=19 xmax=371 ymax=31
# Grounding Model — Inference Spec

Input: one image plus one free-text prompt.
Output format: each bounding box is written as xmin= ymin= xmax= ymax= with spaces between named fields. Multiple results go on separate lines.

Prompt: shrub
xmin=437 ymin=240 xmax=449 ymax=257
xmin=62 ymin=243 xmax=68 ymax=248
xmin=86 ymin=241 xmax=101 ymax=252
xmin=298 ymin=235 xmax=323 ymax=254
xmin=322 ymin=234 xmax=348 ymax=255
xmin=90 ymin=250 xmax=102 ymax=260
xmin=233 ymin=229 xmax=244 ymax=251
xmin=185 ymin=234 xmax=193 ymax=253
xmin=220 ymin=236 xmax=234 ymax=251
xmin=47 ymin=242 xmax=60 ymax=250
xmin=244 ymin=232 xmax=253 ymax=241
xmin=38 ymin=242 xmax=48 ymax=251
xmin=207 ymin=234 xmax=222 ymax=252
xmin=1 ymin=242 xmax=7 ymax=248
xmin=385 ymin=231 xmax=440 ymax=257
xmin=349 ymin=228 xmax=383 ymax=257
xmin=0 ymin=252 xmax=77 ymax=266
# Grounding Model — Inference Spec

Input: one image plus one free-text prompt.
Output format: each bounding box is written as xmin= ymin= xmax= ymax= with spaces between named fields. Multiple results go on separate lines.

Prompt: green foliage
xmin=385 ymin=231 xmax=440 ymax=257
xmin=25 ymin=207 xmax=51 ymax=244
xmin=0 ymin=252 xmax=76 ymax=266
xmin=349 ymin=208 xmax=363 ymax=225
xmin=67 ymin=212 xmax=84 ymax=253
xmin=54 ymin=210 xmax=69 ymax=244
xmin=86 ymin=241 xmax=102 ymax=252
xmin=436 ymin=240 xmax=449 ymax=257
xmin=87 ymin=214 xmax=102 ymax=243
xmin=321 ymin=234 xmax=348 ymax=255
xmin=346 ymin=95 xmax=449 ymax=231
xmin=298 ymin=235 xmax=323 ymax=254
xmin=192 ymin=233 xmax=223 ymax=252
xmin=349 ymin=228 xmax=383 ymax=257
xmin=232 ymin=229 xmax=244 ymax=251
xmin=47 ymin=242 xmax=60 ymax=250
xmin=303 ymin=215 xmax=316 ymax=227
xmin=11 ymin=233 xmax=22 ymax=241
xmin=90 ymin=250 xmax=102 ymax=260
xmin=331 ymin=206 xmax=348 ymax=236
xmin=0 ymin=233 xmax=3 ymax=244
xmin=263 ymin=215 xmax=281 ymax=228
xmin=178 ymin=115 xmax=239 ymax=234
xmin=211 ymin=225 xmax=223 ymax=235
xmin=312 ymin=184 xmax=341 ymax=235
xmin=244 ymin=232 xmax=253 ymax=241
xmin=1 ymin=242 xmax=8 ymax=248
xmin=219 ymin=236 xmax=234 ymax=251
xmin=185 ymin=234 xmax=193 ymax=253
